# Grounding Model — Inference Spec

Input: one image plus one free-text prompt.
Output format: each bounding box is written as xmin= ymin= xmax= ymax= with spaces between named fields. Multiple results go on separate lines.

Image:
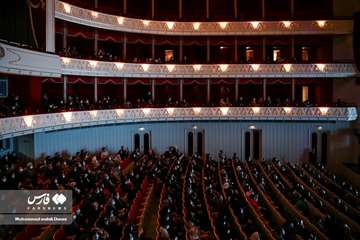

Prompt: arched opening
xmin=188 ymin=132 xmax=194 ymax=156
xmin=253 ymin=130 xmax=261 ymax=160
xmin=197 ymin=131 xmax=203 ymax=156
xmin=134 ymin=133 xmax=140 ymax=151
xmin=245 ymin=131 xmax=251 ymax=160
xmin=311 ymin=132 xmax=318 ymax=163
xmin=321 ymin=132 xmax=328 ymax=165
xmin=144 ymin=133 xmax=150 ymax=154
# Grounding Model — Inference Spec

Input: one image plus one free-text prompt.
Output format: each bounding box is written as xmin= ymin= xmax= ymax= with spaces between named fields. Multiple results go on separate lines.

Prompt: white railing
xmin=61 ymin=58 xmax=358 ymax=78
xmin=0 ymin=107 xmax=357 ymax=139
xmin=0 ymin=42 xmax=358 ymax=78
xmin=56 ymin=1 xmax=353 ymax=36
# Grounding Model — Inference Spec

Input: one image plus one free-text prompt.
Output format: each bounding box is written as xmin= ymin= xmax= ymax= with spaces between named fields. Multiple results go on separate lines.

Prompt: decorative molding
xmin=0 ymin=107 xmax=357 ymax=139
xmin=61 ymin=58 xmax=358 ymax=78
xmin=56 ymin=1 xmax=353 ymax=36
xmin=0 ymin=43 xmax=61 ymax=78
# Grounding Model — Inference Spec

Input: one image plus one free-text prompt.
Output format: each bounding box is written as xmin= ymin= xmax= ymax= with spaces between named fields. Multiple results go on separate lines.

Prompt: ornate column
xmin=263 ymin=79 xmax=267 ymax=100
xmin=262 ymin=37 xmax=266 ymax=62
xmin=123 ymin=78 xmax=127 ymax=103
xmin=151 ymin=0 xmax=155 ymax=19
xmin=179 ymin=38 xmax=183 ymax=63
xmin=94 ymin=30 xmax=99 ymax=55
xmin=179 ymin=0 xmax=182 ymax=19
xmin=152 ymin=37 xmax=156 ymax=60
xmin=63 ymin=75 xmax=67 ymax=102
xmin=123 ymin=33 xmax=127 ymax=61
xmin=46 ymin=0 xmax=55 ymax=52
xmin=62 ymin=22 xmax=67 ymax=50
xmin=234 ymin=0 xmax=238 ymax=18
xmin=234 ymin=37 xmax=238 ymax=63
xmin=207 ymin=79 xmax=211 ymax=104
xmin=151 ymin=79 xmax=156 ymax=101
xmin=235 ymin=78 xmax=239 ymax=101
xmin=206 ymin=0 xmax=210 ymax=19
xmin=94 ymin=77 xmax=98 ymax=103
xmin=180 ymin=79 xmax=184 ymax=101
xmin=291 ymin=78 xmax=295 ymax=102
xmin=123 ymin=0 xmax=127 ymax=15
xmin=206 ymin=38 xmax=211 ymax=63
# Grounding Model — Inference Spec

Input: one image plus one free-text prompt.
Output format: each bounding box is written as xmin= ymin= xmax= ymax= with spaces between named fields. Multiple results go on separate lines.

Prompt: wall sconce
xmin=167 ymin=65 xmax=175 ymax=72
xmin=193 ymin=22 xmax=200 ymax=30
xmin=88 ymin=60 xmax=97 ymax=68
xmin=220 ymin=107 xmax=229 ymax=115
xmin=63 ymin=3 xmax=71 ymax=13
xmin=193 ymin=107 xmax=201 ymax=114
xmin=63 ymin=112 xmax=72 ymax=122
xmin=90 ymin=110 xmax=98 ymax=118
xmin=252 ymin=107 xmax=260 ymax=114
xmin=251 ymin=64 xmax=260 ymax=71
xmin=62 ymin=57 xmax=71 ymax=65
xmin=116 ymin=109 xmax=124 ymax=117
xmin=282 ymin=21 xmax=292 ymax=28
xmin=166 ymin=22 xmax=175 ymax=30
xmin=316 ymin=64 xmax=326 ymax=72
xmin=219 ymin=22 xmax=228 ymax=29
xmin=115 ymin=62 xmax=124 ymax=69
xmin=141 ymin=64 xmax=150 ymax=71
xmin=167 ymin=108 xmax=174 ymax=115
xmin=23 ymin=116 xmax=33 ymax=127
xmin=142 ymin=108 xmax=150 ymax=115
xmin=250 ymin=21 xmax=260 ymax=29
xmin=319 ymin=107 xmax=329 ymax=115
xmin=219 ymin=64 xmax=229 ymax=72
xmin=316 ymin=20 xmax=326 ymax=28
xmin=283 ymin=107 xmax=292 ymax=114
xmin=143 ymin=20 xmax=150 ymax=26
xmin=91 ymin=11 xmax=98 ymax=18
xmin=193 ymin=65 xmax=202 ymax=71
xmin=283 ymin=64 xmax=292 ymax=72
xmin=117 ymin=17 xmax=124 ymax=25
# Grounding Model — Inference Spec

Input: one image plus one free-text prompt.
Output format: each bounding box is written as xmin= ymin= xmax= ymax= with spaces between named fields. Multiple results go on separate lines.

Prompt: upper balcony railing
xmin=56 ymin=1 xmax=353 ymax=36
xmin=0 ymin=107 xmax=357 ymax=139
xmin=61 ymin=58 xmax=358 ymax=79
xmin=1 ymin=42 xmax=358 ymax=78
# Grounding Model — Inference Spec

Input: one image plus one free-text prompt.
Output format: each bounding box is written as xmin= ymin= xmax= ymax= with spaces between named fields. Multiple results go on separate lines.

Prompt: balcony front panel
xmin=56 ymin=1 xmax=353 ymax=36
xmin=0 ymin=107 xmax=357 ymax=139
xmin=0 ymin=43 xmax=61 ymax=78
xmin=61 ymin=58 xmax=358 ymax=78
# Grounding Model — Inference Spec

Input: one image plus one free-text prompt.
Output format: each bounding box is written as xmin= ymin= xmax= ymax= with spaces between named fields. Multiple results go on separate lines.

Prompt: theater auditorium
xmin=0 ymin=0 xmax=360 ymax=239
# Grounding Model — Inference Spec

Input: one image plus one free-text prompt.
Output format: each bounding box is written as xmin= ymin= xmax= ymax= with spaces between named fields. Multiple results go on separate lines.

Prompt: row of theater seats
xmin=1 ymin=147 xmax=359 ymax=240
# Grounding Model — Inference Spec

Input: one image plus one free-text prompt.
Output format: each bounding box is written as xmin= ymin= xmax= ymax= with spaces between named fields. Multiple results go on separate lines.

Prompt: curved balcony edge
xmin=0 ymin=107 xmax=357 ymax=140
xmin=56 ymin=1 xmax=353 ymax=36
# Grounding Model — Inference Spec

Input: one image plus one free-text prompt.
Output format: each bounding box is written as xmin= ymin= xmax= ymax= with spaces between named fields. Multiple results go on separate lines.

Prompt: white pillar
xmin=263 ymin=79 xmax=267 ymax=100
xmin=290 ymin=0 xmax=295 ymax=18
xmin=63 ymin=75 xmax=67 ymax=102
xmin=291 ymin=78 xmax=295 ymax=102
xmin=234 ymin=0 xmax=238 ymax=18
xmin=62 ymin=22 xmax=67 ymax=49
xmin=179 ymin=0 xmax=182 ymax=19
xmin=206 ymin=38 xmax=211 ymax=63
xmin=94 ymin=77 xmax=98 ymax=103
xmin=151 ymin=0 xmax=155 ymax=19
xmin=94 ymin=30 xmax=99 ymax=55
xmin=46 ymin=0 xmax=55 ymax=52
xmin=206 ymin=0 xmax=210 ymax=19
xmin=123 ymin=0 xmax=127 ymax=15
xmin=235 ymin=78 xmax=239 ymax=101
xmin=151 ymin=79 xmax=156 ymax=101
xmin=234 ymin=37 xmax=238 ymax=63
xmin=123 ymin=33 xmax=127 ymax=61
xmin=179 ymin=38 xmax=183 ymax=63
xmin=180 ymin=79 xmax=184 ymax=101
xmin=291 ymin=37 xmax=295 ymax=59
xmin=207 ymin=79 xmax=211 ymax=104
xmin=262 ymin=37 xmax=266 ymax=62
xmin=123 ymin=78 xmax=127 ymax=103
xmin=152 ymin=37 xmax=156 ymax=60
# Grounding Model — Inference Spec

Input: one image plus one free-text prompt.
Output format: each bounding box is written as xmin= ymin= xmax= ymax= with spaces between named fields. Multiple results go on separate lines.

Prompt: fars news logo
xmin=26 ymin=192 xmax=68 ymax=211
